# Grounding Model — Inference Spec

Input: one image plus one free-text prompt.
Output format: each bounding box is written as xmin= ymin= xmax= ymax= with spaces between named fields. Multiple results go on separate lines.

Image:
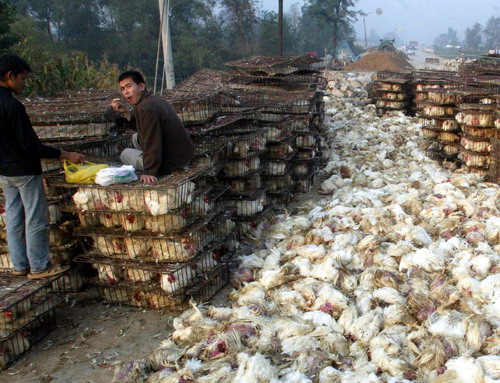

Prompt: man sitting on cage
xmin=111 ymin=71 xmax=194 ymax=185
xmin=0 ymin=55 xmax=84 ymax=279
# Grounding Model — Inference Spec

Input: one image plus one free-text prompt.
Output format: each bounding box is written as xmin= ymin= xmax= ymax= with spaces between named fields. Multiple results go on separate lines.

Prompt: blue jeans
xmin=0 ymin=175 xmax=51 ymax=273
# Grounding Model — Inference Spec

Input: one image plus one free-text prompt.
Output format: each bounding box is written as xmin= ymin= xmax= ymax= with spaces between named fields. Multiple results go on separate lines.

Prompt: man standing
xmin=0 ymin=55 xmax=84 ymax=279
xmin=111 ymin=71 xmax=194 ymax=185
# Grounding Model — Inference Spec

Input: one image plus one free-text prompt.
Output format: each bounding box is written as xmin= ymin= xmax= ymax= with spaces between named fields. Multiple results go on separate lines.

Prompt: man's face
xmin=4 ymin=70 xmax=29 ymax=94
xmin=119 ymin=77 xmax=145 ymax=105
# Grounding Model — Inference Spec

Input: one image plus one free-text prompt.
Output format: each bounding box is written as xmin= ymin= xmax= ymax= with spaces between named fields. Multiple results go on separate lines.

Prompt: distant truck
xmin=408 ymin=41 xmax=418 ymax=49
xmin=378 ymin=39 xmax=396 ymax=52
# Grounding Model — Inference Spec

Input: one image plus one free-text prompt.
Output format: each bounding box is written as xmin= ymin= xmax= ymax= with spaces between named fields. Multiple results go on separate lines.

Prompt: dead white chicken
xmin=372 ymin=287 xmax=405 ymax=305
xmin=232 ymin=352 xmax=278 ymax=383
xmin=369 ymin=333 xmax=410 ymax=378
xmin=147 ymin=339 xmax=185 ymax=371
xmin=400 ymin=248 xmax=447 ymax=273
xmin=318 ymin=366 xmax=343 ymax=383
xmin=476 ymin=355 xmax=500 ymax=380
xmin=197 ymin=364 xmax=235 ymax=383
xmin=347 ymin=308 xmax=384 ymax=344
xmin=431 ymin=356 xmax=485 ymax=383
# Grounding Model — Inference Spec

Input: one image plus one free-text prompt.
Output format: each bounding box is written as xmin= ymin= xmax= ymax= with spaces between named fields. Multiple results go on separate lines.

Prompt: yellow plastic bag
xmin=63 ymin=160 xmax=108 ymax=184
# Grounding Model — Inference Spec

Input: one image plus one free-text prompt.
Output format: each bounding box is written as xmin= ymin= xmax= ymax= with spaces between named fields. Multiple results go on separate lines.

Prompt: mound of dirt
xmin=345 ymin=51 xmax=413 ymax=72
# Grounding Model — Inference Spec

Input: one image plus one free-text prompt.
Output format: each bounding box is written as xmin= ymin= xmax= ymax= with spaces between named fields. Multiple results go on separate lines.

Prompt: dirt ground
xmin=1 ymin=187 xmax=326 ymax=383
xmin=0 ymin=284 xmax=236 ymax=383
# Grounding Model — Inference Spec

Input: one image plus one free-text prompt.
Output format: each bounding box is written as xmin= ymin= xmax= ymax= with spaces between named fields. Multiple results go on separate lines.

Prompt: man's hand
xmin=140 ymin=174 xmax=158 ymax=185
xmin=111 ymin=99 xmax=131 ymax=120
xmin=60 ymin=150 xmax=84 ymax=163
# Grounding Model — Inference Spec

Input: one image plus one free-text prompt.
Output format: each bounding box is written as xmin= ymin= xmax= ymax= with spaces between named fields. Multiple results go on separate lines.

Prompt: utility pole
xmin=158 ymin=0 xmax=175 ymax=89
xmin=278 ymin=0 xmax=283 ymax=56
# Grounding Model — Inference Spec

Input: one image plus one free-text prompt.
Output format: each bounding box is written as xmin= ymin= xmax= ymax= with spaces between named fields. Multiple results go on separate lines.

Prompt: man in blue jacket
xmin=0 ymin=55 xmax=83 ymax=279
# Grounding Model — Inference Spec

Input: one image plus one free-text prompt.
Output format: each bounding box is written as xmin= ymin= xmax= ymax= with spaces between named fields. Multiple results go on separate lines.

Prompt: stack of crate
xmin=224 ymin=56 xmax=325 ymax=203
xmin=453 ymin=85 xmax=499 ymax=176
xmin=0 ymin=91 xmax=123 ymax=290
xmin=455 ymin=60 xmax=500 ymax=177
xmin=412 ymin=70 xmax=458 ymax=117
xmin=56 ymin=164 xmax=235 ymax=310
xmin=0 ymin=274 xmax=63 ymax=370
xmin=373 ymin=71 xmax=413 ymax=117
xmin=420 ymin=87 xmax=461 ymax=161
xmin=415 ymin=72 xmax=460 ymax=162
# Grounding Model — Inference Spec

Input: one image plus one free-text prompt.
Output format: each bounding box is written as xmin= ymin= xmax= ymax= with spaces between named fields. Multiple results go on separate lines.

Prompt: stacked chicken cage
xmin=373 ymin=71 xmax=413 ymax=117
xmin=24 ymin=90 xmax=125 ymax=172
xmin=453 ymin=73 xmax=500 ymax=176
xmin=48 ymin=164 xmax=235 ymax=310
xmin=0 ymin=92 xmax=122 ymax=291
xmin=0 ymin=273 xmax=65 ymax=370
xmin=415 ymin=71 xmax=461 ymax=162
xmin=412 ymin=70 xmax=458 ymax=116
xmin=224 ymin=56 xmax=325 ymax=202
xmin=0 ymin=195 xmax=85 ymax=292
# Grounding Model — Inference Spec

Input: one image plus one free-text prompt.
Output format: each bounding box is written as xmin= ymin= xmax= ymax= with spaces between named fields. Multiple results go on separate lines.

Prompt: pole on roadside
xmin=278 ymin=0 xmax=283 ymax=56
xmin=363 ymin=14 xmax=368 ymax=48
xmin=158 ymin=0 xmax=175 ymax=89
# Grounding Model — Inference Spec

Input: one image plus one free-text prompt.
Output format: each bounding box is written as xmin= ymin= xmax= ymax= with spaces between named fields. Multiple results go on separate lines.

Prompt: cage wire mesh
xmin=1 ymin=309 xmax=57 ymax=370
xmin=0 ymin=271 xmax=72 ymax=369
xmin=92 ymin=263 xmax=230 ymax=310
xmin=224 ymin=55 xmax=321 ymax=76
xmin=161 ymin=90 xmax=222 ymax=125
xmin=74 ymin=208 xmax=235 ymax=263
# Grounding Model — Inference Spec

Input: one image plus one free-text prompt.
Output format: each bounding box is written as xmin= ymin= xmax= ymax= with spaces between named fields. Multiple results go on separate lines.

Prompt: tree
xmin=484 ymin=16 xmax=500 ymax=50
xmin=0 ymin=0 xmax=21 ymax=53
xmin=464 ymin=23 xmax=482 ymax=50
xmin=433 ymin=27 xmax=459 ymax=49
xmin=256 ymin=10 xmax=300 ymax=56
xmin=302 ymin=0 xmax=358 ymax=53
xmin=9 ymin=0 xmax=57 ymax=39
xmin=219 ymin=0 xmax=259 ymax=58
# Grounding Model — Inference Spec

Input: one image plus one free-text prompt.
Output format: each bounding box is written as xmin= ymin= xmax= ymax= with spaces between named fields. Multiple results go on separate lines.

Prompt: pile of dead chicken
xmin=113 ymin=73 xmax=499 ymax=383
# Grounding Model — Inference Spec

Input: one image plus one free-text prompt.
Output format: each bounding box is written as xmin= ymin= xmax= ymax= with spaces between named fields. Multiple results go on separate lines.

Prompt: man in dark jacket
xmin=0 ymin=55 xmax=84 ymax=278
xmin=111 ymin=71 xmax=194 ymax=185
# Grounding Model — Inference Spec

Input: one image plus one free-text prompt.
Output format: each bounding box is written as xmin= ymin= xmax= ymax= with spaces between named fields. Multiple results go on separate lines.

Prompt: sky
xmin=260 ymin=0 xmax=500 ymax=46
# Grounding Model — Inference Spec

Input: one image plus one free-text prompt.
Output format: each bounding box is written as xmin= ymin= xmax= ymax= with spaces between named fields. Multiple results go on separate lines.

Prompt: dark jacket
xmin=129 ymin=90 xmax=194 ymax=176
xmin=0 ymin=86 xmax=61 ymax=176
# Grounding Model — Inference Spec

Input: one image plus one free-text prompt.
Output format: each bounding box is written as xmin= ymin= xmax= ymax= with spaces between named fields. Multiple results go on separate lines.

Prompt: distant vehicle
xmin=378 ymin=39 xmax=396 ymax=52
xmin=426 ymin=57 xmax=440 ymax=64
xmin=408 ymin=40 xmax=418 ymax=49
xmin=405 ymin=46 xmax=415 ymax=56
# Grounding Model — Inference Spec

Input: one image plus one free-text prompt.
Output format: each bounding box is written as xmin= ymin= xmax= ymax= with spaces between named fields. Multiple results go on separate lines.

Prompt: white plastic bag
xmin=95 ymin=165 xmax=138 ymax=186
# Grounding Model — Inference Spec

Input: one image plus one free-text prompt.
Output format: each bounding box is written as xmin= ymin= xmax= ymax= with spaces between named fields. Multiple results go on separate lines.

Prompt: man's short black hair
xmin=0 ymin=55 xmax=32 ymax=79
xmin=118 ymin=71 xmax=145 ymax=85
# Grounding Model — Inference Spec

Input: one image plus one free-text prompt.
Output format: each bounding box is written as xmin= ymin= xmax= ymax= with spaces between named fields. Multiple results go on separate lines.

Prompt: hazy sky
xmin=260 ymin=0 xmax=500 ymax=46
